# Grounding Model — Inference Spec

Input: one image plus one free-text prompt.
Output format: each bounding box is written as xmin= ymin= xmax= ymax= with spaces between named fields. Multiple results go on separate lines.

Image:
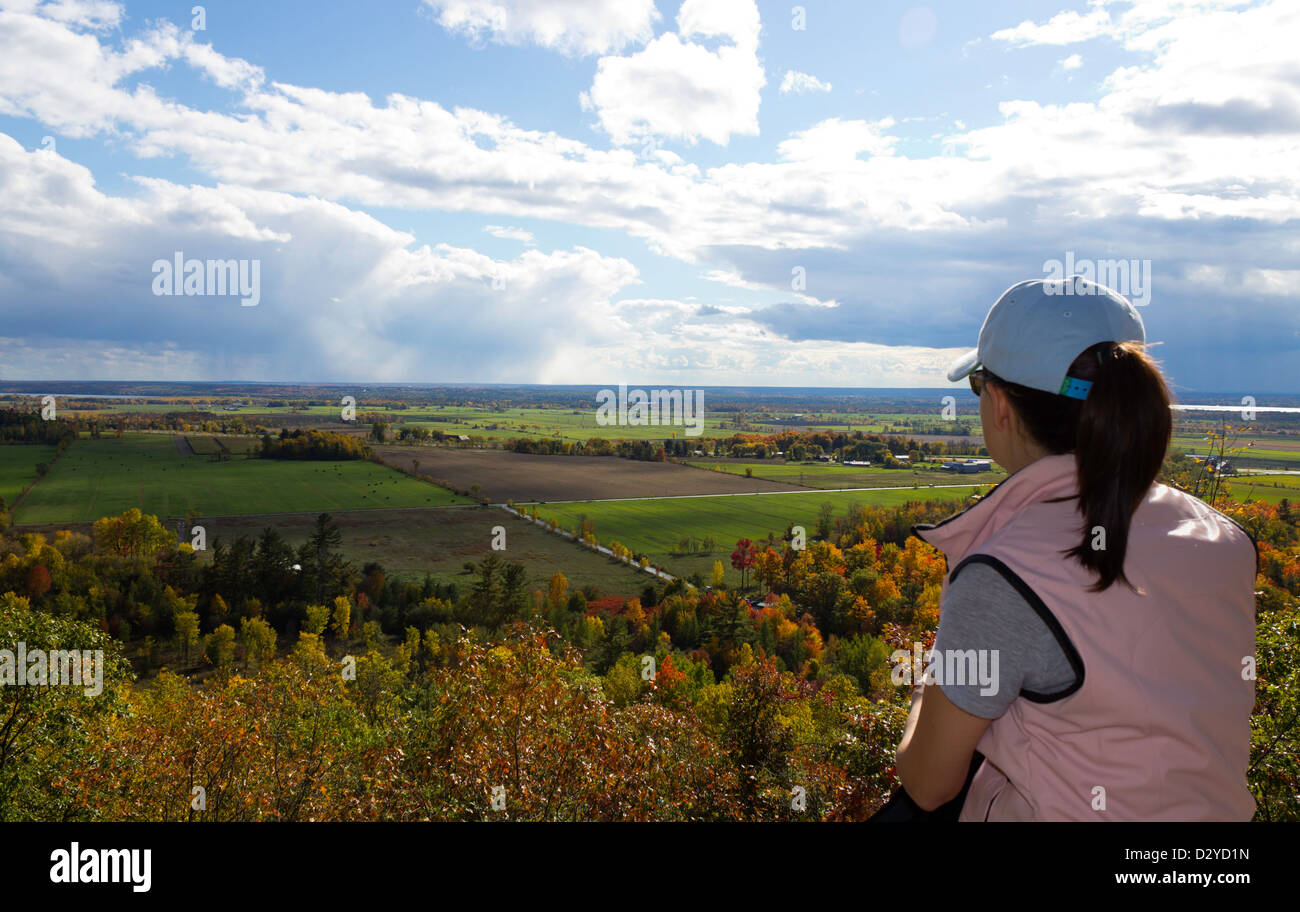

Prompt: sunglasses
xmin=969 ymin=368 xmax=990 ymax=396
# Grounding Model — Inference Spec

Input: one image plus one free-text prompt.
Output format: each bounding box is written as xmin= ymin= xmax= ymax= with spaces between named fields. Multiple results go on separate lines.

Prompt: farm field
xmin=186 ymin=435 xmax=262 ymax=456
xmin=371 ymin=446 xmax=805 ymax=503
xmin=1226 ymin=474 xmax=1300 ymax=505
xmin=4 ymin=394 xmax=992 ymax=444
xmin=25 ymin=400 xmax=737 ymax=441
xmin=190 ymin=506 xmax=653 ymax=595
xmin=0 ymin=444 xmax=57 ymax=506
xmin=13 ymin=433 xmax=472 ymax=525
xmin=746 ymin=410 xmax=982 ymax=435
xmin=536 ymin=486 xmax=985 ymax=584
xmin=684 ymin=458 xmax=1006 ymax=489
xmin=399 ymin=406 xmax=728 ymax=441
xmin=1172 ymin=433 xmax=1300 ymax=466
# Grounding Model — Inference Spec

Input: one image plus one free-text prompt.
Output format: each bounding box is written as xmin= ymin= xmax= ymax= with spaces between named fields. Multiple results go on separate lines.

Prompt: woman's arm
xmin=893 ymin=560 xmax=1075 ymax=812
xmin=895 ymin=682 xmax=992 ymax=811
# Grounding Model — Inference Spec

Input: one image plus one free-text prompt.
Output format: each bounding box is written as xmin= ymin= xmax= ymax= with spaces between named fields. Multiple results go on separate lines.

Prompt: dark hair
xmin=985 ymin=341 xmax=1172 ymax=591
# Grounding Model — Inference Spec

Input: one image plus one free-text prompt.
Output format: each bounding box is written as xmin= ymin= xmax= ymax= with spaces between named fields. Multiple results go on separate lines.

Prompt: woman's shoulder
xmin=936 ymin=561 xmax=1078 ymax=714
xmin=1141 ymin=482 xmax=1259 ymax=563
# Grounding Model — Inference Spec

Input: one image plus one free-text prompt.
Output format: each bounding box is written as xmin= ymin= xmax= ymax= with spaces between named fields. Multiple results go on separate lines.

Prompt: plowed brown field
xmin=371 ymin=446 xmax=804 ymax=502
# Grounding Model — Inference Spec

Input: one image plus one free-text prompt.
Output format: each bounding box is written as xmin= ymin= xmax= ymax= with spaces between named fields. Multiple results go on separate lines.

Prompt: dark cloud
xmin=1133 ymin=95 xmax=1300 ymax=136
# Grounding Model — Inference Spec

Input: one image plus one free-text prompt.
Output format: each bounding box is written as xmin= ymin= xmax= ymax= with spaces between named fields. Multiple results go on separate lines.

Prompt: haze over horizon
xmin=1 ymin=0 xmax=1297 ymax=392
xmin=4 ymin=380 xmax=1296 ymax=402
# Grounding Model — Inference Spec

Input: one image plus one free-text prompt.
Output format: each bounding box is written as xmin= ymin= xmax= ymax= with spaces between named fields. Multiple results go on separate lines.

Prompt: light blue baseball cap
xmin=946 ymin=276 xmax=1145 ymax=398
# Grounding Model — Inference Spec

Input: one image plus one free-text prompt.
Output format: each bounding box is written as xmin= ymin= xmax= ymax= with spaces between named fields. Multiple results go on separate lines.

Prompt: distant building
xmin=893 ymin=453 xmax=910 ymax=462
xmin=843 ymin=460 xmax=872 ymax=467
xmin=943 ymin=459 xmax=991 ymax=474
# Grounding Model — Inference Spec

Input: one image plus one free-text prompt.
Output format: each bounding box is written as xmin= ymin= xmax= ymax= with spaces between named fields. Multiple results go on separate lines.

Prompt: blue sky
xmin=0 ymin=0 xmax=1296 ymax=393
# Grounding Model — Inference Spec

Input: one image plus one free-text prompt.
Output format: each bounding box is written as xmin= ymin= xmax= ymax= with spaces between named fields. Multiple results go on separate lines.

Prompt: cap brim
xmin=945 ymin=348 xmax=980 ymax=383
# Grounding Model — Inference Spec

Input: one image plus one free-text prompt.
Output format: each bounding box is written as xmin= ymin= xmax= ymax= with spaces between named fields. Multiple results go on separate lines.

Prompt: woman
xmin=885 ymin=276 xmax=1257 ymax=821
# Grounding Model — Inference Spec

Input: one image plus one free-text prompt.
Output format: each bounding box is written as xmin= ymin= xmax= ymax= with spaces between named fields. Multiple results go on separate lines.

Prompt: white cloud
xmin=3 ymin=0 xmax=1298 ymax=263
xmin=581 ymin=0 xmax=766 ymax=146
xmin=992 ymin=3 xmax=1114 ymax=46
xmin=676 ymin=0 xmax=760 ymax=45
xmin=700 ymin=269 xmax=767 ymax=292
xmin=698 ymin=268 xmax=838 ymax=311
xmin=12 ymin=0 xmax=123 ymax=30
xmin=556 ymin=297 xmax=973 ymax=385
xmin=422 ymin=0 xmax=659 ymax=55
xmin=0 ymin=133 xmax=642 ymax=382
xmin=1059 ymin=53 xmax=1084 ymax=71
xmin=1 ymin=0 xmax=1299 ymax=388
xmin=1184 ymin=264 xmax=1300 ymax=297
xmin=0 ymin=133 xmax=975 ymax=386
xmin=484 ymin=224 xmax=535 ymax=244
xmin=779 ymin=70 xmax=832 ymax=94
xmin=992 ymin=0 xmax=1256 ymax=48
xmin=776 ymin=117 xmax=898 ymax=162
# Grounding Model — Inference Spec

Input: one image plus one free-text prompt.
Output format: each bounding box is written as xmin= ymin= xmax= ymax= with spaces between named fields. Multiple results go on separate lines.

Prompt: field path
xmin=6 ymin=443 xmax=66 ymax=515
xmin=500 ymin=504 xmax=678 ymax=584
xmin=82 ymin=466 xmax=102 ymax=521
xmin=173 ymin=435 xmax=195 ymax=455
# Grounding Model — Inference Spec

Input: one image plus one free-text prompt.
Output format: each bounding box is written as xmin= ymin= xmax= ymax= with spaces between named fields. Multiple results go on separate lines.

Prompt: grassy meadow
xmin=0 ymin=444 xmax=58 ymax=506
xmin=1226 ymin=473 xmax=1300 ymax=505
xmin=537 ymin=486 xmax=984 ymax=584
xmin=13 ymin=433 xmax=472 ymax=524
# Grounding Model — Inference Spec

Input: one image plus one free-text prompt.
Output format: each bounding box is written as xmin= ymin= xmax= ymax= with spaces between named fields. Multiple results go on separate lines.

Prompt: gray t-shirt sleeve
xmin=930 ymin=561 xmax=1077 ymax=719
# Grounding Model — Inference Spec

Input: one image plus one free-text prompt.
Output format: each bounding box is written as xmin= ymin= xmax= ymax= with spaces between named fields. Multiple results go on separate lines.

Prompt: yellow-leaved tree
xmin=92 ymin=508 xmax=175 ymax=560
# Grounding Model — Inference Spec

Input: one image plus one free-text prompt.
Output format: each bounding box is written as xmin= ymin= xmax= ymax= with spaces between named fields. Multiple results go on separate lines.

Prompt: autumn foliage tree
xmin=92 ymin=508 xmax=175 ymax=560
xmin=25 ymin=564 xmax=51 ymax=599
xmin=731 ymin=538 xmax=757 ymax=589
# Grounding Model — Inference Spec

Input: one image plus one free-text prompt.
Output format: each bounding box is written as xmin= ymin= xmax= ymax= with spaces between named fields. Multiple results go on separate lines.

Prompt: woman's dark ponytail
xmin=990 ymin=341 xmax=1172 ymax=591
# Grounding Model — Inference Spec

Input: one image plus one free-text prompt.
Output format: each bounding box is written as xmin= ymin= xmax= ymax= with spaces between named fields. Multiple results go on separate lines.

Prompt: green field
xmin=397 ymin=406 xmax=737 ymax=442
xmin=683 ymin=459 xmax=1005 ymax=489
xmin=17 ymin=399 xmax=737 ymax=442
xmin=1171 ymin=434 xmax=1300 ymax=469
xmin=14 ymin=434 xmax=473 ymax=524
xmin=187 ymin=435 xmax=261 ymax=456
xmin=1226 ymin=474 xmax=1300 ymax=505
xmin=8 ymin=396 xmax=989 ymax=444
xmin=537 ymin=487 xmax=983 ymax=584
xmin=743 ymin=410 xmax=982 ymax=436
xmin=0 ymin=445 xmax=57 ymax=507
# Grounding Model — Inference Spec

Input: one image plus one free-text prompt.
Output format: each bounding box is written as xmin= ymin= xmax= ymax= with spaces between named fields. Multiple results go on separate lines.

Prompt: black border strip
xmin=949 ymin=553 xmax=1086 ymax=703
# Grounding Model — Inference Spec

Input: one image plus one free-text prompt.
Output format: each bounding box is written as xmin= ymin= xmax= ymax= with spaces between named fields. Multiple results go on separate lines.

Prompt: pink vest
xmin=916 ymin=453 xmax=1257 ymax=821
